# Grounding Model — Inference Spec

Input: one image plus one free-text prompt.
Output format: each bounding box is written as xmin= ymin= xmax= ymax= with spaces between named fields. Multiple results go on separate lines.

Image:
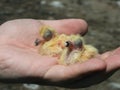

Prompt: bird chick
xmin=36 ymin=26 xmax=98 ymax=65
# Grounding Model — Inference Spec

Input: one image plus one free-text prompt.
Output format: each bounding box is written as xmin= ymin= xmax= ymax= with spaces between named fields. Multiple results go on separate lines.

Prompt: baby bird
xmin=36 ymin=26 xmax=98 ymax=65
xmin=59 ymin=35 xmax=98 ymax=65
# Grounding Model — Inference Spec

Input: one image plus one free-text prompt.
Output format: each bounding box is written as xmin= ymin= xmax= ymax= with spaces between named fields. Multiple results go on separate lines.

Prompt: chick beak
xmin=34 ymin=38 xmax=41 ymax=46
xmin=34 ymin=38 xmax=45 ymax=46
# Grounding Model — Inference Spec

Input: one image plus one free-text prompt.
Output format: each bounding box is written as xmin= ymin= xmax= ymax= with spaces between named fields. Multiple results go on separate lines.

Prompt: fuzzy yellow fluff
xmin=38 ymin=26 xmax=98 ymax=65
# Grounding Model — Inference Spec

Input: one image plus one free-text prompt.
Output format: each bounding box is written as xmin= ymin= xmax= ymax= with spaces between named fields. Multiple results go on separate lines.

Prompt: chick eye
xmin=74 ymin=39 xmax=83 ymax=48
xmin=43 ymin=29 xmax=53 ymax=41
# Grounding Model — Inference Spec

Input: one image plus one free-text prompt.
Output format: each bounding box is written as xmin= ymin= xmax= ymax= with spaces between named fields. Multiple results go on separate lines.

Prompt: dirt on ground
xmin=0 ymin=0 xmax=120 ymax=90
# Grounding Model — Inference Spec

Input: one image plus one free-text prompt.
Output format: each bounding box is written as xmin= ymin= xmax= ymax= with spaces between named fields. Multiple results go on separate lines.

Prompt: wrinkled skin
xmin=0 ymin=19 xmax=120 ymax=88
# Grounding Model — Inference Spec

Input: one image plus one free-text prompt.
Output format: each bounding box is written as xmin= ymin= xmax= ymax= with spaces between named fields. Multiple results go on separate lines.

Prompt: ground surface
xmin=0 ymin=0 xmax=120 ymax=90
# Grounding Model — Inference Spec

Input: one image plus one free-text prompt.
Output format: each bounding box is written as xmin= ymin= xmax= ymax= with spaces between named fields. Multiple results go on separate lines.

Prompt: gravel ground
xmin=0 ymin=0 xmax=120 ymax=90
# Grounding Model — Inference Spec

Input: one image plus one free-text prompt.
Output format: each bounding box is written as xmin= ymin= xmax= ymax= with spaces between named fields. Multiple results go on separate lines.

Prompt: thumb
xmin=101 ymin=47 xmax=120 ymax=72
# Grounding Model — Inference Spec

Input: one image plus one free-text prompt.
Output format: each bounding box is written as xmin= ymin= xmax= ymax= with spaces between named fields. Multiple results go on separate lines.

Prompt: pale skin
xmin=0 ymin=19 xmax=120 ymax=88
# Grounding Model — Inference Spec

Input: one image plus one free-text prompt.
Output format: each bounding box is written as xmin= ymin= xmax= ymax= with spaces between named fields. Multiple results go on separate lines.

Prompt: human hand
xmin=0 ymin=19 xmax=119 ymax=88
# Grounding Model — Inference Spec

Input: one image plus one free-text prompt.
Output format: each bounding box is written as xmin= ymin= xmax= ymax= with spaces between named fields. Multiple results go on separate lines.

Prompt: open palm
xmin=0 ymin=19 xmax=119 ymax=88
xmin=0 ymin=19 xmax=93 ymax=80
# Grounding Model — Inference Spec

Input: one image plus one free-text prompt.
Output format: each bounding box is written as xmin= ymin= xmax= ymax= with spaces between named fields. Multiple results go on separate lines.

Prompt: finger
xmin=44 ymin=58 xmax=106 ymax=82
xmin=40 ymin=19 xmax=88 ymax=35
xmin=101 ymin=51 xmax=112 ymax=59
xmin=102 ymin=47 xmax=120 ymax=72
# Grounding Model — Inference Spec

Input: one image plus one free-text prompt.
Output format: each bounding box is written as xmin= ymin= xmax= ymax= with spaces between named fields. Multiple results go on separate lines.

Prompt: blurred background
xmin=0 ymin=0 xmax=120 ymax=90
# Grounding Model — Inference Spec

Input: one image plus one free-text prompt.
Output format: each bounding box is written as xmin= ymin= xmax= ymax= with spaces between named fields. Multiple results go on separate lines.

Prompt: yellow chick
xmin=36 ymin=26 xmax=98 ymax=65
